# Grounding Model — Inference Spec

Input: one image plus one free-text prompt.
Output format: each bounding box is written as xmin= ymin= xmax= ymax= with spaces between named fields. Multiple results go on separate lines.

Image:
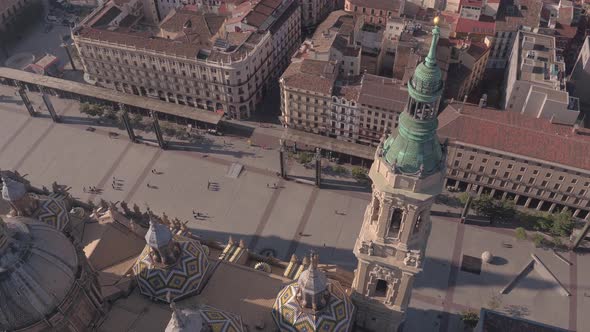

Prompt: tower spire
xmin=424 ymin=17 xmax=440 ymax=67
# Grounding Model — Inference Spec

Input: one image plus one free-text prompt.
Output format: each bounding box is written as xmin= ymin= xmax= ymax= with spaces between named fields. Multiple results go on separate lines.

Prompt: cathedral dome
xmin=134 ymin=220 xmax=210 ymax=303
xmin=0 ymin=216 xmax=78 ymax=330
xmin=272 ymin=255 xmax=355 ymax=332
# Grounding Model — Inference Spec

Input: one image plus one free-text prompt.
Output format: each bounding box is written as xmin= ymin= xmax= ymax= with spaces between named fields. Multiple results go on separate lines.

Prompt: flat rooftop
xmin=518 ymin=31 xmax=565 ymax=88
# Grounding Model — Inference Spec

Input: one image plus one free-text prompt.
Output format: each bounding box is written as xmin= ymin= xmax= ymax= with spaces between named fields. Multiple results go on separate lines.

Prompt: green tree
xmin=515 ymin=227 xmax=527 ymax=240
xmin=351 ymin=166 xmax=368 ymax=180
xmin=297 ymin=152 xmax=313 ymax=164
xmin=461 ymin=310 xmax=480 ymax=329
xmin=471 ymin=195 xmax=515 ymax=223
xmin=458 ymin=192 xmax=471 ymax=205
xmin=550 ymin=210 xmax=574 ymax=237
xmin=532 ymin=233 xmax=545 ymax=247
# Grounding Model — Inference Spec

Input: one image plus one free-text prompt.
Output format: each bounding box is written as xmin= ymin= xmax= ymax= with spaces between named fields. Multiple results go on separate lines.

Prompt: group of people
xmin=112 ymin=177 xmax=123 ymax=190
xmin=83 ymin=186 xmax=98 ymax=193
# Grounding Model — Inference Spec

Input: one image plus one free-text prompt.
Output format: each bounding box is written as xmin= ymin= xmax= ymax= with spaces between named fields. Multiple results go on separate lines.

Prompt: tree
xmin=458 ymin=192 xmax=471 ymax=205
xmin=471 ymin=195 xmax=515 ymax=223
xmin=351 ymin=166 xmax=368 ymax=181
xmin=515 ymin=227 xmax=527 ymax=240
xmin=461 ymin=310 xmax=480 ymax=329
xmin=297 ymin=152 xmax=313 ymax=164
xmin=532 ymin=233 xmax=545 ymax=247
xmin=550 ymin=210 xmax=574 ymax=237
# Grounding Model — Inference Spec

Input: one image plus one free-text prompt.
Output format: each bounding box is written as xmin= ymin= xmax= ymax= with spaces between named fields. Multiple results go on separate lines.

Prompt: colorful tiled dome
xmin=272 ymin=255 xmax=354 ymax=332
xmin=133 ymin=221 xmax=210 ymax=303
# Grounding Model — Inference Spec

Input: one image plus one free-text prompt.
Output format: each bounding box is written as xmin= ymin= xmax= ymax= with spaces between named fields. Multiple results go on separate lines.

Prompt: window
xmin=541 ymin=180 xmax=548 ymax=186
xmin=567 ymin=186 xmax=573 ymax=193
xmin=579 ymin=189 xmax=586 ymax=196
xmin=507 ymin=164 xmax=513 ymax=169
xmin=520 ymin=167 xmax=526 ymax=172
xmin=479 ymin=166 xmax=485 ymax=172
xmin=469 ymin=155 xmax=475 ymax=160
xmin=571 ymin=178 xmax=577 ymax=184
xmin=454 ymin=160 xmax=460 ymax=167
xmin=504 ymin=172 xmax=510 ymax=178
xmin=457 ymin=152 xmax=463 ymax=158
xmin=491 ymin=169 xmax=497 ymax=175
xmin=495 ymin=161 xmax=501 ymax=166
xmin=482 ymin=158 xmax=488 ymax=163
xmin=546 ymin=173 xmax=552 ymax=178
xmin=559 ymin=176 xmax=564 ymax=181
xmin=554 ymin=184 xmax=560 ymax=190
xmin=375 ymin=279 xmax=388 ymax=297
xmin=516 ymin=175 xmax=523 ymax=181
xmin=512 ymin=183 xmax=519 ymax=190
xmin=533 ymin=169 xmax=539 ymax=175
xmin=467 ymin=163 xmax=473 ymax=170
xmin=549 ymin=192 xmax=556 ymax=199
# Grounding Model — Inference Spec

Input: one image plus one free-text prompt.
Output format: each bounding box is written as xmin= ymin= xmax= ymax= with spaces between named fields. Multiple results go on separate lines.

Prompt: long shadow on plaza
xmin=288 ymin=174 xmax=371 ymax=194
xmin=414 ymin=255 xmax=559 ymax=292
xmin=186 ymin=227 xmax=359 ymax=270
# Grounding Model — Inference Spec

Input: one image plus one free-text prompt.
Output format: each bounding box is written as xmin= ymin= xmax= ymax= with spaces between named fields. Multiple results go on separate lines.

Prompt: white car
xmin=46 ymin=15 xmax=59 ymax=23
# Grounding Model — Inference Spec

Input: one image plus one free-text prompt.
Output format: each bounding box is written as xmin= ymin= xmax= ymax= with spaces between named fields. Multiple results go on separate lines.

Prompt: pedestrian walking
xmin=83 ymin=186 xmax=86 ymax=193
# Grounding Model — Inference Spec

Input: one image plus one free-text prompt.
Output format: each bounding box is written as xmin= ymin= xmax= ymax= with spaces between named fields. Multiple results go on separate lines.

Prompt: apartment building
xmin=280 ymin=59 xmax=408 ymax=146
xmin=0 ymin=0 xmax=33 ymax=33
xmin=445 ymin=40 xmax=490 ymax=99
xmin=300 ymin=0 xmax=334 ymax=31
xmin=438 ymin=101 xmax=590 ymax=220
xmin=458 ymin=0 xmax=499 ymax=20
xmin=569 ymin=36 xmax=590 ymax=120
xmin=73 ymin=0 xmax=301 ymax=119
xmin=503 ymin=31 xmax=580 ymax=125
xmin=344 ymin=0 xmax=403 ymax=25
xmin=486 ymin=0 xmax=541 ymax=68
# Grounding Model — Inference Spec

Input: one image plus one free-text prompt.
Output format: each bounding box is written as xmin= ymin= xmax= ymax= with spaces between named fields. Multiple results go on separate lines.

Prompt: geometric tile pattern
xmin=200 ymin=305 xmax=245 ymax=332
xmin=133 ymin=235 xmax=209 ymax=302
xmin=272 ymin=280 xmax=354 ymax=332
xmin=34 ymin=195 xmax=70 ymax=231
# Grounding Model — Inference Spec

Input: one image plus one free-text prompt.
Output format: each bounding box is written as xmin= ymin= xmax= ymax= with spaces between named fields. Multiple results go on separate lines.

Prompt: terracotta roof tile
xmin=438 ymin=103 xmax=590 ymax=170
xmin=455 ymin=17 xmax=496 ymax=35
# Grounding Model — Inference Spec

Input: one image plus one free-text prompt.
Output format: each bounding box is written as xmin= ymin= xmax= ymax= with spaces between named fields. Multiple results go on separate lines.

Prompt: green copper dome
xmin=382 ymin=19 xmax=444 ymax=175
xmin=408 ymin=24 xmax=444 ymax=103
xmin=383 ymin=112 xmax=443 ymax=174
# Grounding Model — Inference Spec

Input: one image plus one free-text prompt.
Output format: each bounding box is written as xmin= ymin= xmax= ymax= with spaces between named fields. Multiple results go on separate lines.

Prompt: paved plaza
xmin=0 ymin=85 xmax=369 ymax=268
xmin=0 ymin=85 xmax=589 ymax=331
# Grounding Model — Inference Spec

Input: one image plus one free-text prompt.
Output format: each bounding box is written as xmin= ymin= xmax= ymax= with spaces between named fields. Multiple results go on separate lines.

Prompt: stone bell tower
xmin=351 ymin=17 xmax=446 ymax=332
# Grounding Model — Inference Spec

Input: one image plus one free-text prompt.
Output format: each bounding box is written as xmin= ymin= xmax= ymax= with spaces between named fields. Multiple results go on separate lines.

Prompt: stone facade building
xmin=344 ymin=0 xmax=404 ymax=25
xmin=280 ymin=59 xmax=408 ymax=146
xmin=444 ymin=40 xmax=489 ymax=100
xmin=352 ymin=19 xmax=445 ymax=331
xmin=299 ymin=0 xmax=334 ymax=31
xmin=0 ymin=0 xmax=33 ymax=33
xmin=438 ymin=102 xmax=590 ymax=220
xmin=503 ymin=30 xmax=580 ymax=125
xmin=73 ymin=0 xmax=301 ymax=119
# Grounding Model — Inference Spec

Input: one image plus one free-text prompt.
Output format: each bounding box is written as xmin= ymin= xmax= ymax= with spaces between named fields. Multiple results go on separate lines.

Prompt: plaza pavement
xmin=1 ymin=85 xmax=588 ymax=331
xmin=0 ymin=85 xmax=370 ymax=270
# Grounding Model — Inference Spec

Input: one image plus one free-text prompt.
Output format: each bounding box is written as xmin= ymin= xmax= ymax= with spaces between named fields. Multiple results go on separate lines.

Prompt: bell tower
xmin=351 ymin=17 xmax=446 ymax=332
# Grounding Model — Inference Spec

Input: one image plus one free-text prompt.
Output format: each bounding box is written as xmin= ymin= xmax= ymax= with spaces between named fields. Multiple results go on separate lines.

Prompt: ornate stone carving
xmin=403 ymin=250 xmax=422 ymax=268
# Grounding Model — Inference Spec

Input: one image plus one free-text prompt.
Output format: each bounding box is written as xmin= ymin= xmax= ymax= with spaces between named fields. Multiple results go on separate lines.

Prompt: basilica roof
xmin=33 ymin=193 xmax=71 ymax=231
xmin=134 ymin=231 xmax=210 ymax=303
xmin=165 ymin=304 xmax=245 ymax=332
xmin=272 ymin=256 xmax=354 ymax=332
xmin=1 ymin=177 xmax=26 ymax=201
xmin=0 ymin=216 xmax=79 ymax=331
